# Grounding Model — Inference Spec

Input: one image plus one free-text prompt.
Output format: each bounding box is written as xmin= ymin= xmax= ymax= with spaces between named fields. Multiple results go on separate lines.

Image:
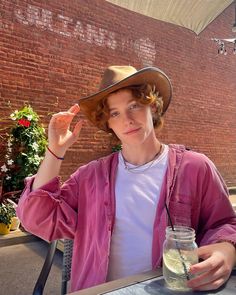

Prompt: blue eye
xmin=110 ymin=111 xmax=119 ymax=118
xmin=129 ymin=103 xmax=139 ymax=110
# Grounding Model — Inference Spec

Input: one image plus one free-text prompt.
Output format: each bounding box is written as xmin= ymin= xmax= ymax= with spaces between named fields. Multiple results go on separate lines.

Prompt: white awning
xmin=106 ymin=0 xmax=234 ymax=35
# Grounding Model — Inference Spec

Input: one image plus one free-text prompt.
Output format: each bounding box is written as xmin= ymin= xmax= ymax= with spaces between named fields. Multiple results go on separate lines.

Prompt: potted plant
xmin=0 ymin=105 xmax=47 ymax=235
xmin=0 ymin=202 xmax=15 ymax=235
xmin=0 ymin=105 xmax=47 ymax=204
xmin=7 ymin=198 xmax=21 ymax=231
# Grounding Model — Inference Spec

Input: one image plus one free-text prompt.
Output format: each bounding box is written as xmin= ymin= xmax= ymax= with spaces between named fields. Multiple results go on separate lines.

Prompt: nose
xmin=122 ymin=111 xmax=134 ymax=126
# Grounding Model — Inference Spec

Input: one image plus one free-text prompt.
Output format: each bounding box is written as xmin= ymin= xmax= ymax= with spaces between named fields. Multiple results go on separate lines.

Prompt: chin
xmin=122 ymin=135 xmax=147 ymax=146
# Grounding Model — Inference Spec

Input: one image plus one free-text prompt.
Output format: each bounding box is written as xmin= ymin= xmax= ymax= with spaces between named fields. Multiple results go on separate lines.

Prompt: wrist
xmin=46 ymin=146 xmax=65 ymax=160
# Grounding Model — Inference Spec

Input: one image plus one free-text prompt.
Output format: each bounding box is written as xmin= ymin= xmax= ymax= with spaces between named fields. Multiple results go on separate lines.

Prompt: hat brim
xmin=79 ymin=67 xmax=172 ymax=131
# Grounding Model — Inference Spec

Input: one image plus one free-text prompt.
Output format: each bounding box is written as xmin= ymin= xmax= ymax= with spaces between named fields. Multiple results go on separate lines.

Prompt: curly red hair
xmin=91 ymin=84 xmax=164 ymax=133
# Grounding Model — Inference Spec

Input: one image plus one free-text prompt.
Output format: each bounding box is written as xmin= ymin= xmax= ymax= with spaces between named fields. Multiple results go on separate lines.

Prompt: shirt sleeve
xmin=16 ymin=173 xmax=79 ymax=242
xmin=196 ymin=157 xmax=236 ymax=247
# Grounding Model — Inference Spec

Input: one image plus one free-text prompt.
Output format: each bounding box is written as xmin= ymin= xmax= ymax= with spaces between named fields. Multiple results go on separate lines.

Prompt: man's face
xmin=107 ymin=89 xmax=155 ymax=147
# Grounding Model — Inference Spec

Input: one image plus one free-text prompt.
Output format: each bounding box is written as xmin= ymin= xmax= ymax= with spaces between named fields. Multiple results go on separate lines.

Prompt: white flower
xmin=33 ymin=155 xmax=41 ymax=165
xmin=7 ymin=159 xmax=14 ymax=165
xmin=32 ymin=142 xmax=39 ymax=151
xmin=10 ymin=110 xmax=18 ymax=120
xmin=6 ymin=175 xmax=11 ymax=180
xmin=1 ymin=164 xmax=8 ymax=172
xmin=34 ymin=155 xmax=41 ymax=161
xmin=27 ymin=115 xmax=33 ymax=120
xmin=7 ymin=147 xmax=12 ymax=152
xmin=7 ymin=141 xmax=12 ymax=147
xmin=10 ymin=114 xmax=16 ymax=120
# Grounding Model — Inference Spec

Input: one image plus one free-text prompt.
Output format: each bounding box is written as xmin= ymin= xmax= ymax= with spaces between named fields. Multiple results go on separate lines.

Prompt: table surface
xmin=68 ymin=268 xmax=236 ymax=295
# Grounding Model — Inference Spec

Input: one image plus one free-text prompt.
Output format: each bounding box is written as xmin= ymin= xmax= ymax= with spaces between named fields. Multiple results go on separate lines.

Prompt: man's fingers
xmin=68 ymin=103 xmax=80 ymax=114
xmin=50 ymin=112 xmax=76 ymax=128
xmin=188 ymin=257 xmax=230 ymax=291
xmin=72 ymin=120 xmax=83 ymax=138
xmin=186 ymin=243 xmax=235 ymax=291
xmin=190 ymin=258 xmax=220 ymax=275
xmin=50 ymin=104 xmax=80 ymax=124
xmin=188 ymin=265 xmax=221 ymax=287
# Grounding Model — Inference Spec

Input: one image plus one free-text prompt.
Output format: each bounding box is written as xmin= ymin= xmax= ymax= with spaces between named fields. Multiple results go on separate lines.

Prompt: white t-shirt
xmin=107 ymin=144 xmax=169 ymax=281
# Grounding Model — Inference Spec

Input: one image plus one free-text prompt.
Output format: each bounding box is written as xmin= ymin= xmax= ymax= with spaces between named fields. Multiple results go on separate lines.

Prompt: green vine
xmin=0 ymin=106 xmax=47 ymax=202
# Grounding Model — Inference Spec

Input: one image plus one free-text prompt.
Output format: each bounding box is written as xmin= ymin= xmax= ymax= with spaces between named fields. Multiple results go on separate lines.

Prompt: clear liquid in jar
xmin=163 ymin=248 xmax=198 ymax=291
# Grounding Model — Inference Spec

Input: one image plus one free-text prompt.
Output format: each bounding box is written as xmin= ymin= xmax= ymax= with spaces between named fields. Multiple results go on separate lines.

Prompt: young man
xmin=17 ymin=66 xmax=236 ymax=292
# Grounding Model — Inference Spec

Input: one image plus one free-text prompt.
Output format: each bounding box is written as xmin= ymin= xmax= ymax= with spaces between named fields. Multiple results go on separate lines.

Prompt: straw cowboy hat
xmin=79 ymin=65 xmax=172 ymax=131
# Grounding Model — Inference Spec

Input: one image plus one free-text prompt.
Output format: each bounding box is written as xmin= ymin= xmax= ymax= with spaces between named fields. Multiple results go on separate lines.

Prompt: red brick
xmin=0 ymin=0 xmax=235 ymax=186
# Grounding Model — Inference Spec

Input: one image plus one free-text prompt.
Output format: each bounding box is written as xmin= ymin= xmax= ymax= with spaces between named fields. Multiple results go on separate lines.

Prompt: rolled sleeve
xmin=197 ymin=158 xmax=236 ymax=247
xmin=16 ymin=175 xmax=79 ymax=241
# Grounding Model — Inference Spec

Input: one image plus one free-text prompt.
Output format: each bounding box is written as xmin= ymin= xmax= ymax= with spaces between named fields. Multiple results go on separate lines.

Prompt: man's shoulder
xmin=168 ymin=144 xmax=215 ymax=170
xmin=75 ymin=152 xmax=118 ymax=176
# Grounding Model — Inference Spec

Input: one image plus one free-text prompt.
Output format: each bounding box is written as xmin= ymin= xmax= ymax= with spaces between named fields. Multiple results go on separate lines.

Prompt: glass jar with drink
xmin=163 ymin=226 xmax=198 ymax=291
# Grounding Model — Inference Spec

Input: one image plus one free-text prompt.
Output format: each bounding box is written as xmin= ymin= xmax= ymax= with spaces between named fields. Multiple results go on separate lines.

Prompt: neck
xmin=121 ymin=138 xmax=162 ymax=166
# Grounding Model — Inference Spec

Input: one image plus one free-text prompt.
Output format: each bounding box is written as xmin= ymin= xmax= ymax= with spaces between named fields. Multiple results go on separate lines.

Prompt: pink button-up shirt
xmin=17 ymin=145 xmax=236 ymax=292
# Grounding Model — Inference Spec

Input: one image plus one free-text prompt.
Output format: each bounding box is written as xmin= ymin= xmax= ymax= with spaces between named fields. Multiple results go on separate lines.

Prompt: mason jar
xmin=163 ymin=226 xmax=198 ymax=291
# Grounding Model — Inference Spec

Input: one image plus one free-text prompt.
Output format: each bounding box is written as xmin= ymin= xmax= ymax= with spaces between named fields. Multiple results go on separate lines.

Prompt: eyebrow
xmin=108 ymin=98 xmax=136 ymax=111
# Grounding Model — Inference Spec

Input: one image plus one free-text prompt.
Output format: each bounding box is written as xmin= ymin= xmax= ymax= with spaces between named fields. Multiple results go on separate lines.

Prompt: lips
xmin=124 ymin=127 xmax=141 ymax=135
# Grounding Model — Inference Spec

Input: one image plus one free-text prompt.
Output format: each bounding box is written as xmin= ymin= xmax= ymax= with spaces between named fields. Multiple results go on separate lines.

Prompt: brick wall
xmin=0 ymin=0 xmax=235 ymax=185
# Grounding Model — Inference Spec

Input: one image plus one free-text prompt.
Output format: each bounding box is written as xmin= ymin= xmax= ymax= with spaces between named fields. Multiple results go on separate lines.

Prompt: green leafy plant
xmin=0 ymin=105 xmax=47 ymax=202
xmin=0 ymin=202 xmax=15 ymax=227
xmin=111 ymin=144 xmax=122 ymax=152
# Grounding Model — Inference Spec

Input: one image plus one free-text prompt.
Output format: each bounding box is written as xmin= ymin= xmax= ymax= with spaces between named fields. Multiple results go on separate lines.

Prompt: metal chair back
xmin=32 ymin=239 xmax=74 ymax=295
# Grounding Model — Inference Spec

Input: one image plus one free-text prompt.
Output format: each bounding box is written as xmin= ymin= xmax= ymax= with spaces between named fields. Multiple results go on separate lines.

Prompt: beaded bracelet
xmin=47 ymin=146 xmax=64 ymax=160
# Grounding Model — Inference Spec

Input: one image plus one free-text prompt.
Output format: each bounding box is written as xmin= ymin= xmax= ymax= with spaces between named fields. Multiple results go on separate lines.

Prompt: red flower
xmin=18 ymin=119 xmax=31 ymax=127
